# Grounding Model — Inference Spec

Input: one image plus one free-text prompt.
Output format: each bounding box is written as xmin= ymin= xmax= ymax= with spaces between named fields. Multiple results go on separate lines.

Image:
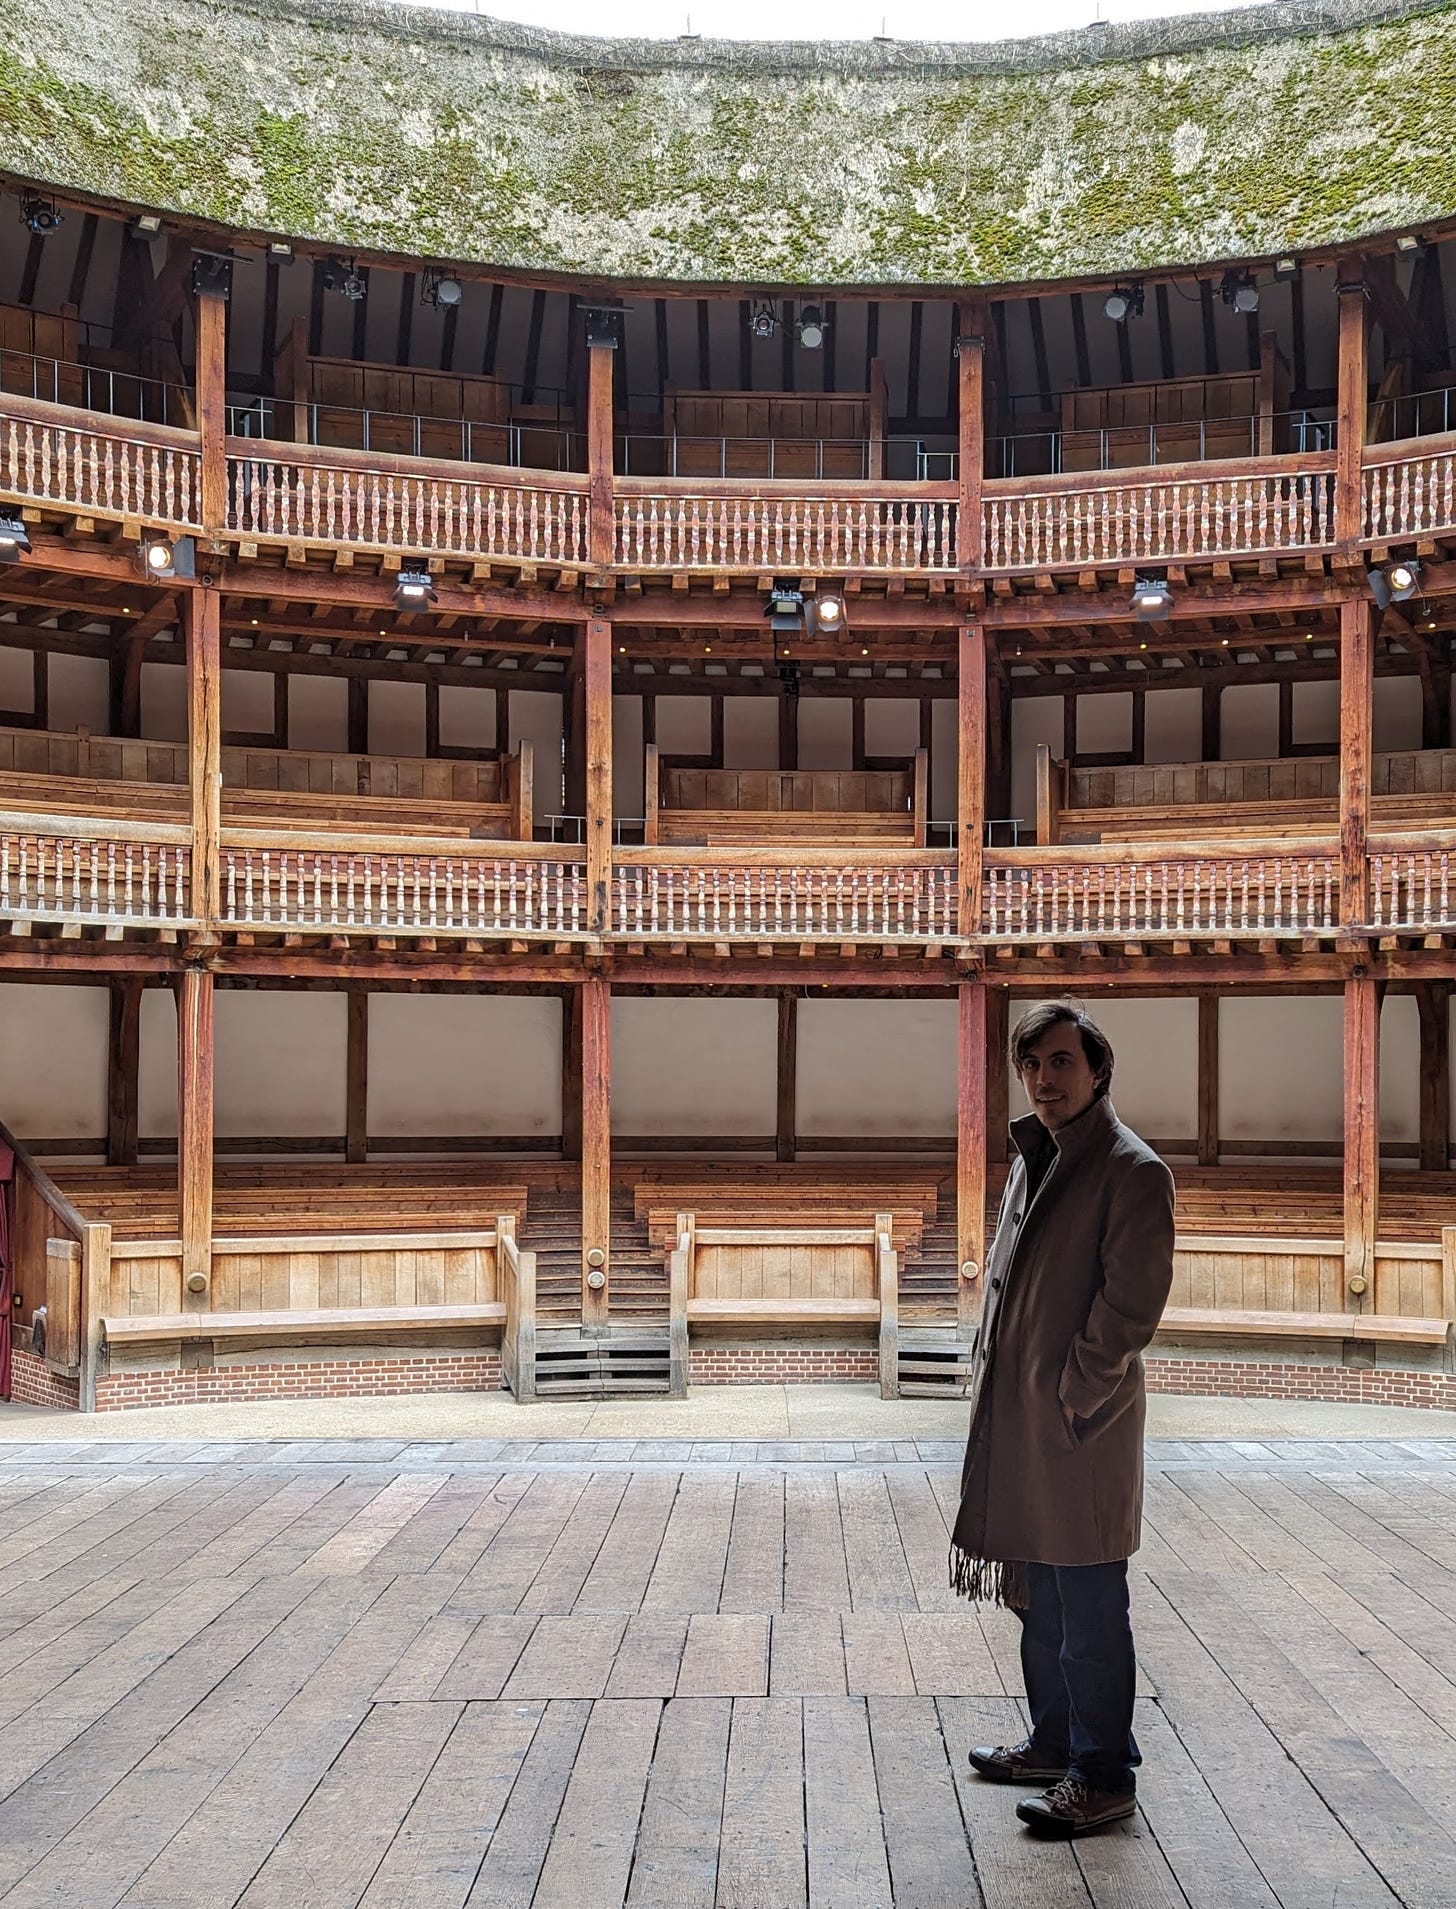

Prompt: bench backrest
xmin=1169 ymin=1231 xmax=1453 ymax=1326
xmin=646 ymin=749 xmax=928 ymax=847
xmin=669 ymin=1210 xmax=897 ymax=1306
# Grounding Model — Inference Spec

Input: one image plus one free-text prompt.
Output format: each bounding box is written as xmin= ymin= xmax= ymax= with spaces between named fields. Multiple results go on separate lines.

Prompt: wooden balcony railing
xmin=0 ymin=391 xmax=201 ymax=530
xmin=219 ymin=832 xmax=587 ymax=938
xmin=613 ymin=848 xmax=958 ymax=941
xmin=1369 ymin=839 xmax=1456 ymax=933
xmin=613 ymin=479 xmax=958 ymax=573
xmin=1363 ymin=433 xmax=1456 ymax=542
xmin=981 ymin=452 xmax=1337 ymax=573
xmin=226 ymin=436 xmax=590 ymax=564
xmin=0 ymin=813 xmax=194 ymax=930
xmin=982 ymin=844 xmax=1338 ymax=941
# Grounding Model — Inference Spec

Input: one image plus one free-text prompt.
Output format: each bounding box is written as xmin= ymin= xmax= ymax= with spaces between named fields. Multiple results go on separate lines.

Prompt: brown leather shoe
xmin=1017 ymin=1776 xmax=1137 ymax=1837
xmin=967 ymin=1738 xmax=1069 ymax=1785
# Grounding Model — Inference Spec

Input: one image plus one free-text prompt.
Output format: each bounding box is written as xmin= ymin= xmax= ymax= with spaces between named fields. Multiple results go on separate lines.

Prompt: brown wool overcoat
xmin=951 ymin=1096 xmax=1175 ymax=1601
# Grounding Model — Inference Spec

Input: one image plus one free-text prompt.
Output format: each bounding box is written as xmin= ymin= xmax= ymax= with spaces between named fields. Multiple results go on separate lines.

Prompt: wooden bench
xmin=666 ymin=1210 xmax=900 ymax=1398
xmin=646 ymin=753 xmax=927 ymax=849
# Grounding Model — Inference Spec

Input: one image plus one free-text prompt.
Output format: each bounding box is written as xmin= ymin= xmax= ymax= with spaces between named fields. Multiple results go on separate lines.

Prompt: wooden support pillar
xmin=957 ymin=980 xmax=988 ymax=1336
xmin=1417 ymin=981 xmax=1452 ymax=1173
xmin=186 ymin=588 xmax=222 ymax=929
xmin=957 ymin=621 xmax=987 ymax=936
xmin=580 ymin=975 xmax=611 ymax=1327
xmin=1201 ymin=681 xmax=1222 ymax=763
xmin=956 ymin=299 xmax=987 ymax=575
xmin=195 ymin=285 xmax=229 ymax=537
xmin=776 ymin=992 xmax=797 ymax=1164
xmin=1197 ymin=994 xmax=1220 ymax=1167
xmin=106 ymin=977 xmax=142 ymax=1168
xmin=586 ymin=339 xmax=616 ymax=573
xmin=778 ymin=681 xmax=798 ymax=770
xmin=1339 ymin=595 xmax=1375 ymax=936
xmin=584 ymin=612 xmax=612 ymax=935
xmin=561 ymin=987 xmax=582 ymax=1160
xmin=987 ymin=986 xmax=1009 ymax=1167
xmin=1343 ymin=976 xmax=1380 ymax=1309
xmin=177 ymin=967 xmax=214 ymax=1305
xmin=1335 ymin=267 xmax=1369 ymax=551
xmin=346 ymin=987 xmax=368 ymax=1165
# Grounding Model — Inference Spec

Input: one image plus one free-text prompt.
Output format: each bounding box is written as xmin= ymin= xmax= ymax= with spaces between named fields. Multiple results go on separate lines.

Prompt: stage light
xmin=583 ymin=306 xmax=625 ymax=349
xmin=806 ymin=591 xmax=847 ymax=635
xmin=132 ymin=213 xmax=163 ymax=237
xmin=267 ymin=239 xmax=293 ymax=259
xmin=20 ymin=195 xmax=62 ymax=236
xmin=1103 ymin=284 xmax=1144 ymax=324
xmin=1395 ymin=233 xmax=1422 ymax=254
xmin=765 ymin=579 xmax=804 ymax=635
xmin=1273 ymin=256 xmax=1298 ymax=278
xmin=1368 ymin=559 xmax=1421 ymax=609
xmin=138 ymin=534 xmax=196 ymax=581
xmin=748 ymin=299 xmax=779 ymax=341
xmin=1130 ymin=574 xmax=1172 ymax=620
xmin=796 ymin=304 xmax=828 ymax=350
xmin=323 ymin=257 xmax=367 ymax=301
xmin=0 ymin=516 xmax=31 ymax=563
xmin=422 ymin=269 xmax=463 ymax=309
xmin=1220 ymin=270 xmax=1259 ymax=314
xmin=395 ymin=566 xmax=437 ymax=609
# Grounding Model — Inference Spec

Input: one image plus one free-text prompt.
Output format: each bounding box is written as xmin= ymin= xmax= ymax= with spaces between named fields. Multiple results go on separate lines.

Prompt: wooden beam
xmin=587 ymin=340 xmax=616 ymax=573
xmin=584 ymin=612 xmax=612 ymax=934
xmin=956 ymin=301 xmax=986 ymax=576
xmin=776 ymin=991 xmax=797 ymax=1164
xmin=561 ymin=986 xmax=582 ymax=1159
xmin=1339 ymin=595 xmax=1375 ymax=934
xmin=177 ymin=966 xmax=214 ymax=1305
xmin=1336 ymin=268 xmax=1369 ymax=550
xmin=958 ymin=621 xmax=986 ymax=934
xmin=346 ymin=986 xmax=368 ymax=1165
xmin=195 ymin=287 xmax=229 ymax=536
xmin=580 ymin=973 xmax=610 ymax=1327
xmin=1197 ymin=993 xmax=1219 ymax=1165
xmin=987 ymin=985 xmax=1009 ymax=1167
xmin=1417 ymin=981 xmax=1452 ymax=1172
xmin=957 ymin=979 xmax=988 ymax=1338
xmin=1343 ymin=975 xmax=1379 ymax=1307
xmin=187 ymin=588 xmax=223 ymax=927
xmin=106 ymin=976 xmax=142 ymax=1167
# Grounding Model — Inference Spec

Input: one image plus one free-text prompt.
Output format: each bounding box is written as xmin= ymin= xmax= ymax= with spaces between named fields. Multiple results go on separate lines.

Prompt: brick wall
xmin=92 ymin=1351 xmax=503 ymax=1413
xmin=8 ymin=1345 xmax=81 ymax=1410
xmin=1146 ymin=1355 xmax=1456 ymax=1412
xmin=689 ymin=1346 xmax=880 ymax=1386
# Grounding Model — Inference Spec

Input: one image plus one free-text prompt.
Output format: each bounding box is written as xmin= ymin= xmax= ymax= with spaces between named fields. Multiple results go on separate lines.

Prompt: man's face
xmin=1018 ymin=1023 xmax=1100 ymax=1132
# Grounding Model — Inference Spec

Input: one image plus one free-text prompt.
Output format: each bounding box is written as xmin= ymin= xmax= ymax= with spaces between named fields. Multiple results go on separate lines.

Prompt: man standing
xmin=951 ymin=1000 xmax=1175 ymax=1838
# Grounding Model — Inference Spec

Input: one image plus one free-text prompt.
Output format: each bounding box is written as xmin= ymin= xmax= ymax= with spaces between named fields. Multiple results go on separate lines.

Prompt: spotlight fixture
xmin=394 ymin=566 xmax=437 ymax=609
xmin=1130 ymin=573 xmax=1172 ymax=620
xmin=1273 ymin=255 xmax=1298 ymax=278
xmin=191 ymin=251 xmax=234 ymax=300
xmin=1368 ymin=559 xmax=1421 ymax=609
xmin=267 ymin=239 xmax=294 ymax=259
xmin=764 ymin=578 xmax=805 ymax=635
xmin=0 ymin=515 xmax=32 ymax=563
xmin=1103 ymin=283 xmax=1145 ymax=324
xmin=1219 ymin=269 xmax=1259 ymax=314
xmin=421 ymin=269 xmax=463 ymax=309
xmin=806 ymin=590 xmax=847 ymax=636
xmin=131 ymin=213 xmax=163 ymax=237
xmin=323 ymin=257 xmax=367 ymax=301
xmin=583 ymin=306 xmax=626 ymax=350
xmin=796 ymin=303 xmax=828 ymax=350
xmin=138 ymin=534 xmax=196 ymax=581
xmin=1395 ymin=233 xmax=1423 ymax=254
xmin=20 ymin=195 xmax=62 ymax=236
xmin=748 ymin=299 xmax=779 ymax=341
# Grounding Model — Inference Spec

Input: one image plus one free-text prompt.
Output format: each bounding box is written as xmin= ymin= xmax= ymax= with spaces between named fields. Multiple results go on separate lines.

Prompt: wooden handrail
xmin=985 ymin=444 xmax=1337 ymax=500
xmin=985 ymin=839 xmax=1335 ymax=867
xmin=0 ymin=387 xmax=201 ymax=453
xmin=0 ymin=808 xmax=192 ymax=846
xmin=616 ymin=844 xmax=953 ymax=869
xmin=613 ymin=473 xmax=956 ymax=502
xmin=222 ymin=827 xmax=579 ymax=858
xmin=224 ymin=432 xmax=590 ymax=493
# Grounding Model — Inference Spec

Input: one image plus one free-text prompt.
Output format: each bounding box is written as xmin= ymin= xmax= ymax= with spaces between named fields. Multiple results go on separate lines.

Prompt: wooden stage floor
xmin=1 ymin=1436 xmax=1455 ymax=1907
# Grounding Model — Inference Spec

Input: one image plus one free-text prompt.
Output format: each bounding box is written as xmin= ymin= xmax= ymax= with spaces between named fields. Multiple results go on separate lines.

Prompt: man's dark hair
xmin=1010 ymin=1001 xmax=1115 ymax=1098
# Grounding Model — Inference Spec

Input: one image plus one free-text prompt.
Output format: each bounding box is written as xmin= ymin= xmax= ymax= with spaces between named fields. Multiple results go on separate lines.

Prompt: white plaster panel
xmin=1012 ymin=996 xmax=1197 ymax=1141
xmin=439 ymin=684 xmax=497 ymax=752
xmin=1010 ymin=696 xmax=1064 ymax=833
xmin=611 ymin=997 xmax=775 ymax=1136
xmin=0 ymin=982 xmax=107 ymax=1140
xmin=368 ymin=679 xmax=426 ymax=757
xmin=288 ymin=673 xmax=348 ymax=751
xmin=221 ymin=667 xmax=275 ymax=737
xmin=1219 ymin=683 xmax=1278 ymax=761
xmin=797 ymin=698 xmax=851 ymax=771
xmin=140 ymin=661 xmax=188 ymax=742
xmin=613 ymin=694 xmax=645 ymax=818
xmin=797 ymin=999 xmax=955 ymax=1137
xmin=1373 ymin=674 xmax=1422 ymax=753
xmin=655 ymin=696 xmax=710 ymax=756
xmin=1142 ymin=687 xmax=1202 ymax=764
xmin=1219 ymin=996 xmax=1343 ymax=1143
xmin=1379 ymin=993 xmax=1418 ymax=1144
xmin=214 ymin=993 xmax=347 ymax=1137
xmin=508 ymin=689 xmax=563 ymax=826
xmin=49 ymin=654 xmax=110 ymax=735
xmin=931 ymin=696 xmax=958 ymax=826
xmin=1292 ymin=678 xmax=1339 ymax=748
xmin=723 ymin=696 xmax=780 ymax=770
xmin=1075 ymin=692 xmax=1133 ymax=756
xmin=0 ymin=643 xmax=33 ymax=714
xmin=863 ymin=699 xmax=919 ymax=759
xmin=138 ymin=987 xmax=178 ymax=1139
xmin=368 ymin=994 xmax=561 ymax=1136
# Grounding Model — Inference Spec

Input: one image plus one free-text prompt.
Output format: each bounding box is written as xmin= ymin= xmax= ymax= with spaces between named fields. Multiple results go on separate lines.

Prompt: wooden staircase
xmin=522 ymin=1183 xmax=673 ymax=1398
xmin=896 ymin=1197 xmax=973 ymax=1397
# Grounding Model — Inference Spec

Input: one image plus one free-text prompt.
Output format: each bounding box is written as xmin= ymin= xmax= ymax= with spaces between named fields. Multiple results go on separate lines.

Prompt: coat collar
xmin=1009 ymin=1094 xmax=1119 ymax=1178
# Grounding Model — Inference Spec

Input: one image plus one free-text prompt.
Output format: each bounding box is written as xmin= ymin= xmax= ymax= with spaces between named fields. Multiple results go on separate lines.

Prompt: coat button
xmin=992 ymin=1277 xmax=1002 ymax=1291
xmin=1013 ymin=1212 xmax=1022 ymax=1223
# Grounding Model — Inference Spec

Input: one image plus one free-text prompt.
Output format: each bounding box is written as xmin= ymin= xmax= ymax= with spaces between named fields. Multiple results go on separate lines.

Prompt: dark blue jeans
xmin=1015 ymin=1559 xmax=1140 ymax=1794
